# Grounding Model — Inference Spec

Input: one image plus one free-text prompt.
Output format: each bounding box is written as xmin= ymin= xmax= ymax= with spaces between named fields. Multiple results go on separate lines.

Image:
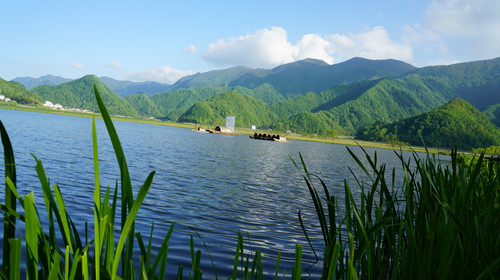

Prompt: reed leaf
xmin=0 ymin=120 xmax=17 ymax=275
xmin=8 ymin=237 xmax=21 ymax=280
xmin=92 ymin=114 xmax=103 ymax=280
xmin=24 ymin=192 xmax=39 ymax=280
xmin=54 ymin=184 xmax=74 ymax=253
xmin=110 ymin=170 xmax=155 ymax=280
xmin=291 ymin=244 xmax=302 ymax=280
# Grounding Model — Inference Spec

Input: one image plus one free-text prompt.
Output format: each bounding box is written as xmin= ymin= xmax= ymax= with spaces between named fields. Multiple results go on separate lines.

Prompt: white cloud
xmin=68 ymin=62 xmax=84 ymax=69
xmin=105 ymin=60 xmax=124 ymax=69
xmin=328 ymin=26 xmax=413 ymax=62
xmin=203 ymin=27 xmax=295 ymax=68
xmin=183 ymin=45 xmax=198 ymax=54
xmin=124 ymin=66 xmax=195 ymax=84
xmin=401 ymin=24 xmax=439 ymax=44
xmin=426 ymin=0 xmax=500 ymax=57
xmin=295 ymin=34 xmax=334 ymax=64
xmin=203 ymin=26 xmax=413 ymax=69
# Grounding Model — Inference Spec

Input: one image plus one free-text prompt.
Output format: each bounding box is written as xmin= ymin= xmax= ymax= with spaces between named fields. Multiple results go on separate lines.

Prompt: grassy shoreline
xmin=0 ymin=102 xmax=448 ymax=154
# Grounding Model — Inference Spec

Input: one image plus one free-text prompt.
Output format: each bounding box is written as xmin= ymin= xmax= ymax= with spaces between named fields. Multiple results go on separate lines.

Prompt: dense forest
xmin=3 ymin=56 xmax=500 ymax=150
xmin=357 ymin=99 xmax=500 ymax=150
xmin=32 ymin=75 xmax=140 ymax=117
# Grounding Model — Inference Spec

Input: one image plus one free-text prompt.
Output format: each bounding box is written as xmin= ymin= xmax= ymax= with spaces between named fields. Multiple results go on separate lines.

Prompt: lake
xmin=0 ymin=109 xmax=442 ymax=278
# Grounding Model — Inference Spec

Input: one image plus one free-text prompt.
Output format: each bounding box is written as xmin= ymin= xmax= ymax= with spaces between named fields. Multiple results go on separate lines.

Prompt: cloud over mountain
xmin=124 ymin=66 xmax=195 ymax=84
xmin=202 ymin=26 xmax=413 ymax=69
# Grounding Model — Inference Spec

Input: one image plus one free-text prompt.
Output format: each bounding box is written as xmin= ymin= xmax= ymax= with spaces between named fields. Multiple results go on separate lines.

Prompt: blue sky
xmin=1 ymin=0 xmax=499 ymax=84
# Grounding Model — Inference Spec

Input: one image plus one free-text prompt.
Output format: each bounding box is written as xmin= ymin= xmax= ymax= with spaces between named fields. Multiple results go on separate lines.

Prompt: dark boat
xmin=250 ymin=133 xmax=290 ymax=142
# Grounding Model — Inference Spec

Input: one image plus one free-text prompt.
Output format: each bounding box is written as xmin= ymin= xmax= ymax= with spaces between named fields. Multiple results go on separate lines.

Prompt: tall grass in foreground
xmin=1 ymin=84 xmax=500 ymax=279
xmin=295 ymin=147 xmax=500 ymax=279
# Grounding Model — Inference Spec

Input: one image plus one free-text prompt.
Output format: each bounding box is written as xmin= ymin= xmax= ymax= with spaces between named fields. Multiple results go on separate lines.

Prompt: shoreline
xmin=0 ymin=103 xmax=448 ymax=155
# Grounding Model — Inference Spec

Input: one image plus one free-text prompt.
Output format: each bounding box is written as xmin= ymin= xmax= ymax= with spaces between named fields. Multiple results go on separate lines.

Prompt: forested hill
xmin=32 ymin=75 xmax=140 ymax=117
xmin=178 ymin=91 xmax=279 ymax=128
xmin=0 ymin=78 xmax=43 ymax=105
xmin=356 ymin=99 xmax=500 ymax=150
xmin=169 ymin=57 xmax=416 ymax=98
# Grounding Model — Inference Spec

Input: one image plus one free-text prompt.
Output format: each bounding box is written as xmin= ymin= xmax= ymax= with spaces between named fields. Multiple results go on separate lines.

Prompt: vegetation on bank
xmin=1 ymin=86 xmax=499 ymax=279
xmin=357 ymin=99 xmax=500 ymax=150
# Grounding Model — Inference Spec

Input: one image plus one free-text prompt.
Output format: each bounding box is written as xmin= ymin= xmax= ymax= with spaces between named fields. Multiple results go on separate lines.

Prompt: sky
xmin=1 ymin=0 xmax=499 ymax=84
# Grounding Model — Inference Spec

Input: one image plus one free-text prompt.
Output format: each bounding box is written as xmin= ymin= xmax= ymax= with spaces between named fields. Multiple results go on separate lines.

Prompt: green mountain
xmin=170 ymin=66 xmax=254 ymax=91
xmin=150 ymin=87 xmax=227 ymax=121
xmin=232 ymin=57 xmax=416 ymax=98
xmin=271 ymin=80 xmax=379 ymax=120
xmin=99 ymin=76 xmax=171 ymax=97
xmin=357 ymin=99 xmax=500 ymax=150
xmin=123 ymin=94 xmax=163 ymax=117
xmin=271 ymin=57 xmax=500 ymax=135
xmin=12 ymin=75 xmax=73 ymax=90
xmin=409 ymin=57 xmax=500 ymax=110
xmin=0 ymin=78 xmax=43 ymax=105
xmin=483 ymin=104 xmax=500 ymax=127
xmin=32 ymin=75 xmax=139 ymax=117
xmin=178 ymin=91 xmax=279 ymax=128
xmin=169 ymin=58 xmax=416 ymax=98
xmin=230 ymin=83 xmax=285 ymax=105
xmin=144 ymin=85 xmax=285 ymax=121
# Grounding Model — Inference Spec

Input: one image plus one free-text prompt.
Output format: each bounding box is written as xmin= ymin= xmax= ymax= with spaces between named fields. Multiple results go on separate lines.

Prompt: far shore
xmin=0 ymin=103 xmax=450 ymax=155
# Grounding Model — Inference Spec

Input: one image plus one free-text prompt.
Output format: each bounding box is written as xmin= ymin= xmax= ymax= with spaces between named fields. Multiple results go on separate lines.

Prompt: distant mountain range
xmin=12 ymin=75 xmax=172 ymax=97
xmin=169 ymin=57 xmax=416 ymax=98
xmin=3 ymin=56 xmax=500 ymax=150
xmin=12 ymin=75 xmax=73 ymax=90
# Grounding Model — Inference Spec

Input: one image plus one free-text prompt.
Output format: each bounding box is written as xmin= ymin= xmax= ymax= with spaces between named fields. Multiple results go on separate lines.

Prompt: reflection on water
xmin=0 ymin=109 xmax=447 ymax=278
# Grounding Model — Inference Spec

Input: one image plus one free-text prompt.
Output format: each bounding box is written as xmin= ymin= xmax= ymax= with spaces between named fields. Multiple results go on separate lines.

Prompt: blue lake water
xmin=0 ymin=108 xmax=445 ymax=278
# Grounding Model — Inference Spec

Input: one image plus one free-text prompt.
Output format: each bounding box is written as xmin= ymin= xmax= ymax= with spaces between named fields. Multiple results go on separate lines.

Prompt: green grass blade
xmin=193 ymin=230 xmax=219 ymax=280
xmin=111 ymin=171 xmax=155 ymax=280
xmin=326 ymin=240 xmax=341 ymax=280
xmin=291 ymin=244 xmax=302 ymax=280
xmin=8 ymin=237 xmax=21 ymax=280
xmin=151 ymin=224 xmax=173 ymax=275
xmin=297 ymin=210 xmax=318 ymax=260
xmin=54 ymin=184 xmax=74 ymax=253
xmin=82 ymin=251 xmax=89 ymax=280
xmin=24 ymin=192 xmax=40 ymax=280
xmin=65 ymin=246 xmax=70 ymax=280
xmin=1 ymin=120 xmax=17 ymax=273
xmin=68 ymin=249 xmax=82 ymax=280
xmin=92 ymin=85 xmax=133 ymax=221
xmin=92 ymin=114 xmax=102 ymax=280
xmin=274 ymin=251 xmax=282 ymax=280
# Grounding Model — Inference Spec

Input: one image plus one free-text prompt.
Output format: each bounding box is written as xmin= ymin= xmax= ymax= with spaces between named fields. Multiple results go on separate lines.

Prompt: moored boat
xmin=250 ymin=133 xmax=290 ymax=143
